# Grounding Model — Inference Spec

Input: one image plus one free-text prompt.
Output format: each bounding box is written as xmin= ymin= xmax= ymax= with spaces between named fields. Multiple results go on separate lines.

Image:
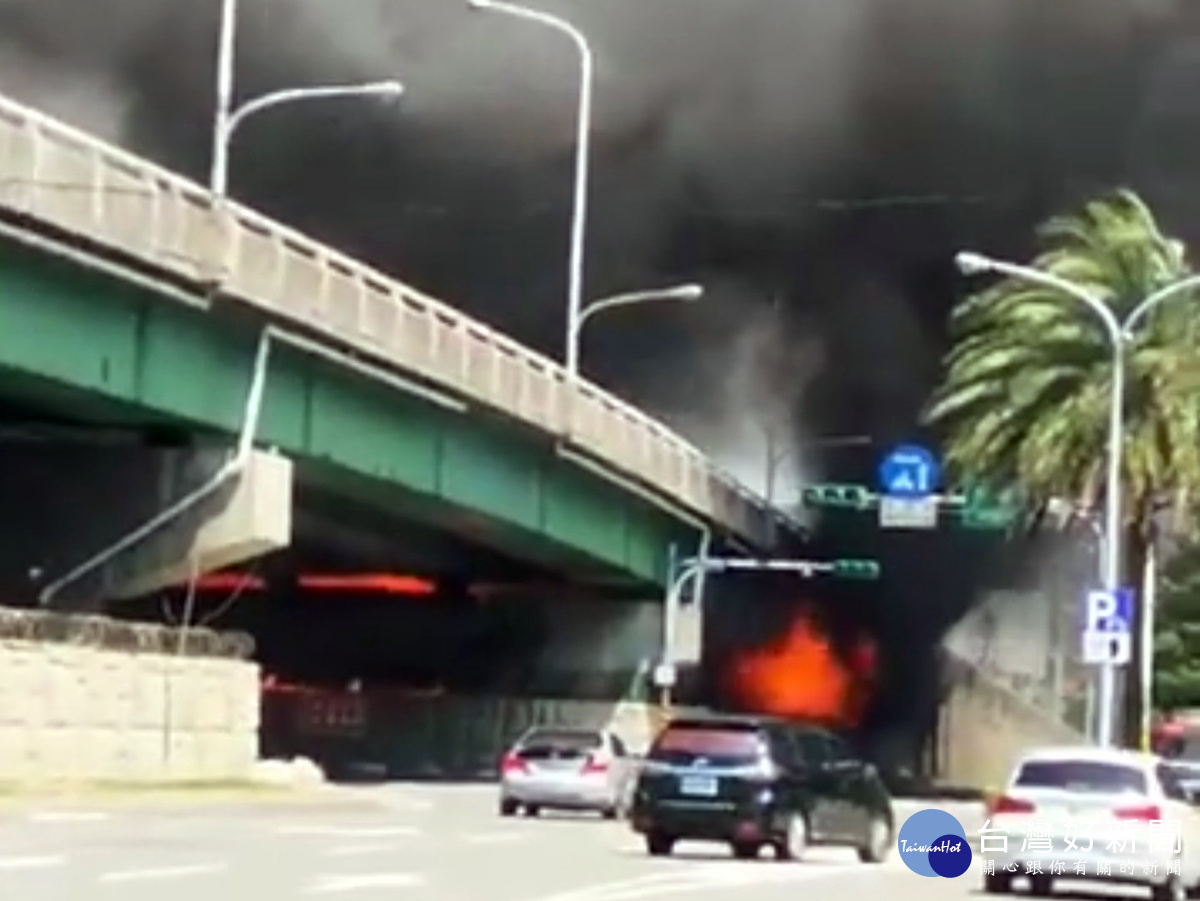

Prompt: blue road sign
xmin=878 ymin=444 xmax=940 ymax=499
xmin=1083 ymin=587 xmax=1134 ymax=634
xmin=1082 ymin=588 xmax=1135 ymax=666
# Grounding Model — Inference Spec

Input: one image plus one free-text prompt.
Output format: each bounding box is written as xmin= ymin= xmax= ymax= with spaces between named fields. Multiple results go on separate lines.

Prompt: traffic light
xmin=801 ymin=484 xmax=873 ymax=510
xmin=831 ymin=559 xmax=881 ymax=580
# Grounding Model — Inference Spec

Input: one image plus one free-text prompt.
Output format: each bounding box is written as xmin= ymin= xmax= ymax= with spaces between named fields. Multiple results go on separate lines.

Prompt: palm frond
xmin=927 ymin=189 xmax=1200 ymax=529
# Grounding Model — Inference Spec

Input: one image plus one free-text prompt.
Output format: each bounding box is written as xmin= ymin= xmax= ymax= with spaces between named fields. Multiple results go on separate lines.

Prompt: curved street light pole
xmin=956 ymin=251 xmax=1200 ymax=747
xmin=468 ymin=0 xmax=594 ymax=378
xmin=576 ymin=284 xmax=704 ymax=330
xmin=211 ymin=0 xmax=404 ymax=195
xmin=570 ymin=283 xmax=703 ymax=369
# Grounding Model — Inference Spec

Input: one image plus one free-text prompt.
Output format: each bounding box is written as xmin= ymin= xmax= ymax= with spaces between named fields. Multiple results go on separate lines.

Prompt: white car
xmin=498 ymin=727 xmax=633 ymax=818
xmin=981 ymin=746 xmax=1200 ymax=901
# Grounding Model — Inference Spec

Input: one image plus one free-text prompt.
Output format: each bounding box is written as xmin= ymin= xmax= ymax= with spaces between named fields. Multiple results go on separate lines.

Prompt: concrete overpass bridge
xmin=0 ymin=92 xmax=802 ymax=614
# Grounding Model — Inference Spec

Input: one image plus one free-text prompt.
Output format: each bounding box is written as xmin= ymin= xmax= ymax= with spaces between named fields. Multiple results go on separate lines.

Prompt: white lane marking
xmin=521 ymin=860 xmax=864 ymax=901
xmin=30 ymin=811 xmax=110 ymax=823
xmin=0 ymin=855 xmax=67 ymax=871
xmin=325 ymin=843 xmax=406 ymax=857
xmin=461 ymin=831 xmax=526 ymax=845
xmin=523 ymin=872 xmax=697 ymax=901
xmin=278 ymin=826 xmax=419 ymax=839
xmin=98 ymin=863 xmax=227 ymax=884
xmin=305 ymin=873 xmax=425 ymax=894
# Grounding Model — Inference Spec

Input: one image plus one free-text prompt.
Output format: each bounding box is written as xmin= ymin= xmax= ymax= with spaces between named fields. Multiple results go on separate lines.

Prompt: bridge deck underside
xmin=0 ymin=241 xmax=695 ymax=589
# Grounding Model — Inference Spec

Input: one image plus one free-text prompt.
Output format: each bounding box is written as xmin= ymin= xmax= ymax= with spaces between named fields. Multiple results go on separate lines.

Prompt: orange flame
xmin=298 ymin=574 xmax=436 ymax=595
xmin=727 ymin=607 xmax=877 ymax=728
xmin=194 ymin=573 xmax=266 ymax=591
xmin=192 ymin=572 xmax=436 ymax=596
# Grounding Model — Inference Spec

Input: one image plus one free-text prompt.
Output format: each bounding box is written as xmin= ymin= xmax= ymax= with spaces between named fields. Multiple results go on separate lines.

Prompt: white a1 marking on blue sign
xmin=878 ymin=444 xmax=940 ymax=499
xmin=1081 ymin=588 xmax=1133 ymax=666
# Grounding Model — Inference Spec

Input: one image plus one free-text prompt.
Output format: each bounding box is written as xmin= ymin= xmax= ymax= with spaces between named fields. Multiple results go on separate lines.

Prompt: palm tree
xmin=1154 ymin=537 xmax=1200 ymax=713
xmin=924 ymin=188 xmax=1200 ymax=747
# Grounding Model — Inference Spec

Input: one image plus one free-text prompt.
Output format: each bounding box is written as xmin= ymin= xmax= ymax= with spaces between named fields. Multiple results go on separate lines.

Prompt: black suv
xmin=629 ymin=715 xmax=893 ymax=861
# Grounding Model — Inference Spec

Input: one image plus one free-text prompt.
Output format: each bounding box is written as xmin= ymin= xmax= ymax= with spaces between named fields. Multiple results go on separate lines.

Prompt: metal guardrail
xmin=0 ymin=606 xmax=255 ymax=659
xmin=0 ymin=94 xmax=789 ymax=546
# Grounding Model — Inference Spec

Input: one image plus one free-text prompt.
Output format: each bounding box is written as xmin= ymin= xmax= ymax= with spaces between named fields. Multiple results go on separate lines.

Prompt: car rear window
xmin=517 ymin=730 xmax=601 ymax=759
xmin=1015 ymin=760 xmax=1147 ymax=795
xmin=1158 ymin=735 xmax=1200 ymax=761
xmin=648 ymin=726 xmax=764 ymax=767
xmin=1163 ymin=761 xmax=1200 ymax=782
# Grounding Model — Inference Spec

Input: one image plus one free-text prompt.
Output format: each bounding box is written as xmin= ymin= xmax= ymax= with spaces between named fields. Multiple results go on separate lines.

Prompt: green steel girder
xmin=0 ymin=241 xmax=697 ymax=587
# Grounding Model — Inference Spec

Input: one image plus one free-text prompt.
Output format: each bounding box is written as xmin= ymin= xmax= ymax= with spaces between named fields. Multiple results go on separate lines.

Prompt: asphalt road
xmin=0 ymin=787 xmax=1153 ymax=900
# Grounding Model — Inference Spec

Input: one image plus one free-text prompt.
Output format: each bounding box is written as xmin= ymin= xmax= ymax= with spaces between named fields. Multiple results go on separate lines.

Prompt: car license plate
xmin=679 ymin=775 xmax=718 ymax=797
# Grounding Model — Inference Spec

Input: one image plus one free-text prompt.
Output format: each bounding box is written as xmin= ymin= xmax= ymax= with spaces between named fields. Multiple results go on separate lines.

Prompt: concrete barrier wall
xmin=0 ymin=640 xmax=260 ymax=782
xmin=264 ymin=690 xmax=686 ymax=780
xmin=265 ymin=667 xmax=1085 ymax=789
xmin=932 ymin=651 xmax=1085 ymax=791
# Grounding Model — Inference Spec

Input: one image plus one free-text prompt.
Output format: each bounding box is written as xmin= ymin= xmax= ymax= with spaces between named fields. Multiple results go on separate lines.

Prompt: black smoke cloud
xmin=1 ymin=0 xmax=1196 ymax=471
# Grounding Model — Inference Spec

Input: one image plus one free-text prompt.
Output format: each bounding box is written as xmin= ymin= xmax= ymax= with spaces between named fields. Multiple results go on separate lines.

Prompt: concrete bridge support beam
xmin=0 ymin=445 xmax=291 ymax=610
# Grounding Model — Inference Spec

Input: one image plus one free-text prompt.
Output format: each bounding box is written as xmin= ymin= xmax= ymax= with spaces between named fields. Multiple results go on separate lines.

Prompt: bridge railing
xmin=0 ymin=94 xmax=787 ymax=546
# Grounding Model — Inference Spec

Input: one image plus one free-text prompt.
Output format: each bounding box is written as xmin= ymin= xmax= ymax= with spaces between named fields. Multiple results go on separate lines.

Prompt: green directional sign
xmin=801 ymin=484 xmax=874 ymax=510
xmin=959 ymin=484 xmax=1021 ymax=530
xmin=831 ymin=558 xmax=881 ymax=580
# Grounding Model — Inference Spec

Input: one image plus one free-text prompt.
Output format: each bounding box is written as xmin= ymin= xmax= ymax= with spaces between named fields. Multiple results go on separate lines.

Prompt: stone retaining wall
xmin=0 ymin=640 xmax=260 ymax=782
xmin=932 ymin=650 xmax=1085 ymax=790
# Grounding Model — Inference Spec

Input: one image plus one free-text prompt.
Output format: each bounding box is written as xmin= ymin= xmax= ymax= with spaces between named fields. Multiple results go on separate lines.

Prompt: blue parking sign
xmin=1083 ymin=588 xmax=1134 ymax=634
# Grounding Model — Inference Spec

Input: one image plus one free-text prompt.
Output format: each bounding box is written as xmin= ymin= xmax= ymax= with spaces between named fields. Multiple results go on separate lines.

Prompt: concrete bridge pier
xmin=0 ymin=444 xmax=292 ymax=610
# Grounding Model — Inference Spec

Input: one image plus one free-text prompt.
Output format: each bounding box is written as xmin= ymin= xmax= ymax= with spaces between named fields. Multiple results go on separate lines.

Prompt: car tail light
xmin=500 ymin=753 xmax=527 ymax=775
xmin=989 ymin=795 xmax=1036 ymax=815
xmin=581 ymin=755 xmax=609 ymax=775
xmin=1114 ymin=804 xmax=1161 ymax=822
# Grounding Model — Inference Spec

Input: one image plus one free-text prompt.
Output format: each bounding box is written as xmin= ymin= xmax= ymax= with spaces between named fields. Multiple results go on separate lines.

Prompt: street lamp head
xmin=670 ymin=284 xmax=704 ymax=301
xmin=467 ymin=0 xmax=493 ymax=9
xmin=374 ymin=80 xmax=405 ymax=101
xmin=954 ymin=251 xmax=992 ymax=276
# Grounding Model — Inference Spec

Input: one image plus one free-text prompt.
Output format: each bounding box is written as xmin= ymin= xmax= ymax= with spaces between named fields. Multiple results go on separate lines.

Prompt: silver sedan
xmin=498 ymin=727 xmax=634 ymax=819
